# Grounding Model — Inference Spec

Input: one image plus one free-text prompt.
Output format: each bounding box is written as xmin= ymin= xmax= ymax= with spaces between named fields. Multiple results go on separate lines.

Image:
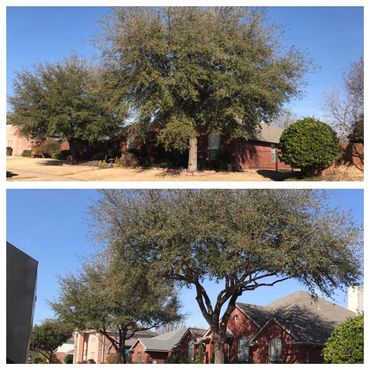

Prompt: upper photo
xmin=6 ymin=6 xmax=364 ymax=182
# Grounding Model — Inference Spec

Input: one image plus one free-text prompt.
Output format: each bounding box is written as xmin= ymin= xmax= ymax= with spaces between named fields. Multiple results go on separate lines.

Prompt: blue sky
xmin=6 ymin=189 xmax=364 ymax=328
xmin=6 ymin=6 xmax=363 ymax=119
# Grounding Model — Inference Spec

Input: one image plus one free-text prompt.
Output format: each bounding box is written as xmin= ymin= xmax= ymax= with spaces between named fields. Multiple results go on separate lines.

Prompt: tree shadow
xmin=38 ymin=159 xmax=67 ymax=166
xmin=256 ymin=170 xmax=301 ymax=181
xmin=6 ymin=171 xmax=18 ymax=178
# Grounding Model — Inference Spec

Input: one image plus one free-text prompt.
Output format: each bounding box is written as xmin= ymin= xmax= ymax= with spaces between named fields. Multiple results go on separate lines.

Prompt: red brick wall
xmin=130 ymin=341 xmax=153 ymax=364
xmin=251 ymin=320 xmax=323 ymax=364
xmin=227 ymin=307 xmax=260 ymax=363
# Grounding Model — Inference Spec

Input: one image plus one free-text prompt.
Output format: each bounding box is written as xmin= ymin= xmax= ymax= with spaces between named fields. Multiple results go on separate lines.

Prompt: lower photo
xmin=6 ymin=189 xmax=364 ymax=364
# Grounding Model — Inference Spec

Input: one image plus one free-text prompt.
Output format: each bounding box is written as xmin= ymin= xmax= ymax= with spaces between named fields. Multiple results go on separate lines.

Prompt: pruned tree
xmin=89 ymin=189 xmax=362 ymax=363
xmin=325 ymin=57 xmax=364 ymax=141
xmin=99 ymin=7 xmax=308 ymax=171
xmin=8 ymin=55 xmax=125 ymax=162
xmin=30 ymin=319 xmax=74 ymax=363
xmin=323 ymin=314 xmax=364 ymax=364
xmin=52 ymin=253 xmax=182 ymax=363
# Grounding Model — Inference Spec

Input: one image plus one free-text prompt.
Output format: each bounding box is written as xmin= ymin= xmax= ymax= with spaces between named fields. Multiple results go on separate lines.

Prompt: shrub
xmin=121 ymin=152 xmax=140 ymax=168
xmin=22 ymin=149 xmax=32 ymax=157
xmin=32 ymin=139 xmax=60 ymax=158
xmin=64 ymin=354 xmax=73 ymax=364
xmin=104 ymin=353 xmax=121 ymax=364
xmin=52 ymin=150 xmax=71 ymax=160
xmin=279 ymin=117 xmax=340 ymax=176
xmin=323 ymin=314 xmax=363 ymax=363
xmin=6 ymin=147 xmax=13 ymax=156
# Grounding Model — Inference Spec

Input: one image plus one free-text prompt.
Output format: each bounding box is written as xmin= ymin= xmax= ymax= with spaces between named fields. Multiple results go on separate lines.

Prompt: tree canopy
xmin=30 ymin=319 xmax=74 ymax=363
xmin=52 ymin=252 xmax=182 ymax=363
xmin=90 ymin=189 xmax=362 ymax=363
xmin=8 ymin=55 xmax=125 ymax=162
xmin=99 ymin=7 xmax=309 ymax=171
xmin=323 ymin=314 xmax=364 ymax=364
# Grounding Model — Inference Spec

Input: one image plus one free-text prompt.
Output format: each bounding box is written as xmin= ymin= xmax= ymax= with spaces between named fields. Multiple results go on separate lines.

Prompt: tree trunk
xmin=187 ymin=137 xmax=198 ymax=172
xmin=68 ymin=138 xmax=79 ymax=163
xmin=213 ymin=333 xmax=225 ymax=364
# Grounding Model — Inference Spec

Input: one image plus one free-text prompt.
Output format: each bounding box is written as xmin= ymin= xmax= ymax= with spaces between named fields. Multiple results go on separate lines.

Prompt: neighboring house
xmin=73 ymin=329 xmax=157 ymax=364
xmin=130 ymin=327 xmax=207 ymax=364
xmin=201 ymin=291 xmax=355 ymax=364
xmin=6 ymin=124 xmax=35 ymax=156
xmin=348 ymin=285 xmax=364 ymax=314
xmin=121 ymin=122 xmax=292 ymax=171
xmin=53 ymin=337 xmax=74 ymax=363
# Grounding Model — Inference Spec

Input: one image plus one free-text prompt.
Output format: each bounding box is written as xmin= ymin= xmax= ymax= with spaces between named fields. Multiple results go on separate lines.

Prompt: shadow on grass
xmin=6 ymin=171 xmax=18 ymax=178
xmin=38 ymin=159 xmax=67 ymax=166
xmin=256 ymin=170 xmax=303 ymax=181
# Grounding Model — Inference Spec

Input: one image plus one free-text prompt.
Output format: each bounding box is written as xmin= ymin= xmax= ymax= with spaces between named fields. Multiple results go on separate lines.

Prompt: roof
xmin=237 ymin=291 xmax=355 ymax=345
xmin=251 ymin=122 xmax=284 ymax=144
xmin=132 ymin=327 xmax=206 ymax=353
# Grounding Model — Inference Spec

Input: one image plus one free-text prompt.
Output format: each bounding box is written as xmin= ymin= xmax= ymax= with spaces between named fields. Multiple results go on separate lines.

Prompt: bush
xmin=52 ymin=150 xmax=71 ymax=160
xmin=64 ymin=354 xmax=73 ymax=364
xmin=323 ymin=314 xmax=363 ymax=363
xmin=22 ymin=149 xmax=32 ymax=157
xmin=121 ymin=152 xmax=140 ymax=168
xmin=32 ymin=139 xmax=60 ymax=158
xmin=279 ymin=117 xmax=340 ymax=176
xmin=104 ymin=353 xmax=121 ymax=364
xmin=6 ymin=147 xmax=13 ymax=156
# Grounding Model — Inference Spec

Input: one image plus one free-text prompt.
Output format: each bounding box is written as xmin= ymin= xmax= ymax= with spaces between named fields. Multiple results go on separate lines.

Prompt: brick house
xmin=121 ymin=122 xmax=292 ymax=171
xmin=201 ymin=291 xmax=355 ymax=364
xmin=129 ymin=327 xmax=207 ymax=364
xmin=73 ymin=329 xmax=157 ymax=364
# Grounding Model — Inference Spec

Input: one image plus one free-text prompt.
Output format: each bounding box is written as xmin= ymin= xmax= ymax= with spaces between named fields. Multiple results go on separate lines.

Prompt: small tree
xmin=279 ymin=117 xmax=341 ymax=176
xmin=90 ymin=190 xmax=362 ymax=364
xmin=30 ymin=319 xmax=73 ymax=363
xmin=323 ymin=314 xmax=364 ymax=364
xmin=52 ymin=253 xmax=182 ymax=364
xmin=8 ymin=55 xmax=124 ymax=162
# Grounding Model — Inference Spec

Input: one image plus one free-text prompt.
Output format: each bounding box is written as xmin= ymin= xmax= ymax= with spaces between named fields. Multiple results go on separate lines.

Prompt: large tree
xmin=325 ymin=57 xmax=364 ymax=141
xmin=99 ymin=7 xmax=308 ymax=171
xmin=30 ymin=319 xmax=74 ymax=363
xmin=8 ymin=55 xmax=124 ymax=162
xmin=89 ymin=190 xmax=362 ymax=363
xmin=52 ymin=252 xmax=182 ymax=363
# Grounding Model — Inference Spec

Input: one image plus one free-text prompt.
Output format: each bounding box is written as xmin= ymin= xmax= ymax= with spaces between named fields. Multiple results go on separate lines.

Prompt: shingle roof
xmin=251 ymin=122 xmax=284 ymax=144
xmin=238 ymin=291 xmax=355 ymax=345
xmin=236 ymin=303 xmax=272 ymax=327
xmin=135 ymin=327 xmax=189 ymax=352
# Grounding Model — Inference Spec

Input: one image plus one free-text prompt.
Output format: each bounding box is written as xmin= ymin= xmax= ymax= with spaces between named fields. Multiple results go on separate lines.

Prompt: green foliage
xmin=30 ymin=319 xmax=74 ymax=362
xmin=22 ymin=149 xmax=32 ymax=157
xmin=279 ymin=117 xmax=341 ymax=176
xmin=52 ymin=251 xmax=182 ymax=363
xmin=64 ymin=354 xmax=74 ymax=364
xmin=31 ymin=139 xmax=60 ymax=158
xmin=8 ymin=55 xmax=125 ymax=161
xmin=195 ymin=344 xmax=205 ymax=364
xmin=90 ymin=190 xmax=362 ymax=363
xmin=323 ymin=314 xmax=364 ymax=364
xmin=348 ymin=114 xmax=364 ymax=143
xmin=52 ymin=149 xmax=71 ymax=160
xmin=100 ymin=7 xmax=309 ymax=169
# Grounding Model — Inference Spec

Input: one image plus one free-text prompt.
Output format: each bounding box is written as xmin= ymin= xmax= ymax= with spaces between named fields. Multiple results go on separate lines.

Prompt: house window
xmin=238 ymin=336 xmax=249 ymax=363
xmin=268 ymin=337 xmax=282 ymax=363
xmin=208 ymin=132 xmax=220 ymax=160
xmin=137 ymin=351 xmax=143 ymax=363
xmin=234 ymin=314 xmax=239 ymax=321
xmin=127 ymin=134 xmax=136 ymax=150
xmin=271 ymin=148 xmax=277 ymax=163
xmin=188 ymin=339 xmax=195 ymax=361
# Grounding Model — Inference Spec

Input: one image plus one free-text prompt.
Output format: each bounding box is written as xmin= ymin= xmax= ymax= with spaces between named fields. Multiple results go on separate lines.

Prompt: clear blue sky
xmin=6 ymin=6 xmax=363 ymax=119
xmin=6 ymin=189 xmax=364 ymax=328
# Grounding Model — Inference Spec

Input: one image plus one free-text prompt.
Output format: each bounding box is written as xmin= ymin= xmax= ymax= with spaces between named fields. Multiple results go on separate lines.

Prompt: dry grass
xmin=320 ymin=164 xmax=364 ymax=181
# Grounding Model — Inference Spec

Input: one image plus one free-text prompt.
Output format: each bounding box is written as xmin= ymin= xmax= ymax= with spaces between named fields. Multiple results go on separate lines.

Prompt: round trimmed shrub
xmin=279 ymin=117 xmax=340 ymax=176
xmin=322 ymin=314 xmax=363 ymax=364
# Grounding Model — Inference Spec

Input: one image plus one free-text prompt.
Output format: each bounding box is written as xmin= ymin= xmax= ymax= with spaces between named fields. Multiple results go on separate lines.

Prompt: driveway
xmin=7 ymin=157 xmax=285 ymax=182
